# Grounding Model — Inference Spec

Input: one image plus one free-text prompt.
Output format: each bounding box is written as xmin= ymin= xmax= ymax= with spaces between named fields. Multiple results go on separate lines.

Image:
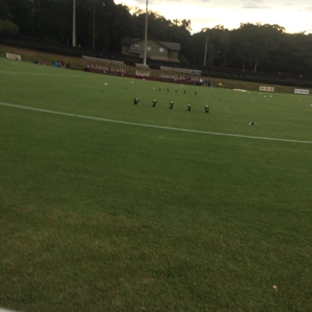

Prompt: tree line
xmin=1 ymin=0 xmax=312 ymax=76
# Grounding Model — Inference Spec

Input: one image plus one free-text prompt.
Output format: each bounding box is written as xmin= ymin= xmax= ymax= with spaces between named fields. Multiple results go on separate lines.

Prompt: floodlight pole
xmin=72 ymin=0 xmax=77 ymax=47
xmin=143 ymin=0 xmax=148 ymax=65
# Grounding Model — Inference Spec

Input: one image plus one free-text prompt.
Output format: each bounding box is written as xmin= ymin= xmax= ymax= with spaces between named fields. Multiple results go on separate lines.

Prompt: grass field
xmin=1 ymin=58 xmax=312 ymax=312
xmin=1 ymin=44 xmax=305 ymax=94
xmin=0 ymin=45 xmax=86 ymax=70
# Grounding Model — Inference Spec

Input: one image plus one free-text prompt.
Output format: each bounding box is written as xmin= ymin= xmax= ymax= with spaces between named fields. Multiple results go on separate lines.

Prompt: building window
xmin=147 ymin=46 xmax=151 ymax=51
xmin=159 ymin=48 xmax=164 ymax=53
xmin=134 ymin=44 xmax=139 ymax=49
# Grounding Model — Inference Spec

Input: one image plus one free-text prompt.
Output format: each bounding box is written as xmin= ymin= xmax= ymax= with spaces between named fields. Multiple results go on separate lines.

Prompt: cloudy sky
xmin=114 ymin=0 xmax=312 ymax=34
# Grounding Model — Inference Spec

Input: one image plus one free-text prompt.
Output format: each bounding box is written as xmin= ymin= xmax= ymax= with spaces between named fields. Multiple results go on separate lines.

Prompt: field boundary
xmin=0 ymin=70 xmax=87 ymax=78
xmin=1 ymin=102 xmax=311 ymax=145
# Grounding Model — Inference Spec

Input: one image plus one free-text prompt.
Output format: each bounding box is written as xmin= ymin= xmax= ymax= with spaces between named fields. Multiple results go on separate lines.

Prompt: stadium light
xmin=143 ymin=0 xmax=148 ymax=65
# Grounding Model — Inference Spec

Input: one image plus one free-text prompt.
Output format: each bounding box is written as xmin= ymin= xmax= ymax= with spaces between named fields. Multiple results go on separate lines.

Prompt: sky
xmin=113 ymin=0 xmax=312 ymax=34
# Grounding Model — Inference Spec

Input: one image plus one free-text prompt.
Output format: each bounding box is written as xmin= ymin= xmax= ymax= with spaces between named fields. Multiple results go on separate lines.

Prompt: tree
xmin=0 ymin=19 xmax=19 ymax=35
xmin=231 ymin=23 xmax=277 ymax=72
xmin=1 ymin=0 xmax=33 ymax=35
xmin=0 ymin=0 xmax=12 ymax=20
xmin=1 ymin=0 xmax=311 ymax=77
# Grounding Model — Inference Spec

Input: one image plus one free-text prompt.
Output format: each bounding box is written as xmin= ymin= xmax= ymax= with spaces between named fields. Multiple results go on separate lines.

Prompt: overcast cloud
xmin=114 ymin=0 xmax=312 ymax=33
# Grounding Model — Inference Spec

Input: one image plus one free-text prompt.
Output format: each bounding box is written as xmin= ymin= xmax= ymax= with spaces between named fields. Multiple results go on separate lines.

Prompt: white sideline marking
xmin=1 ymin=102 xmax=312 ymax=145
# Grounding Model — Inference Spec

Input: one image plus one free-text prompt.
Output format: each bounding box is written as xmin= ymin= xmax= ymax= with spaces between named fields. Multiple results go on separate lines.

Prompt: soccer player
xmin=187 ymin=104 xmax=192 ymax=111
xmin=204 ymin=105 xmax=209 ymax=113
xmin=169 ymin=101 xmax=174 ymax=109
xmin=152 ymin=99 xmax=157 ymax=107
xmin=134 ymin=98 xmax=140 ymax=105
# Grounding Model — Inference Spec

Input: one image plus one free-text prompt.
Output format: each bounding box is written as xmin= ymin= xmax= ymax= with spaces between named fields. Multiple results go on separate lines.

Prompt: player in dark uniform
xmin=204 ymin=105 xmax=209 ymax=113
xmin=134 ymin=98 xmax=140 ymax=105
xmin=152 ymin=99 xmax=157 ymax=107
xmin=187 ymin=104 xmax=192 ymax=111
xmin=169 ymin=101 xmax=174 ymax=109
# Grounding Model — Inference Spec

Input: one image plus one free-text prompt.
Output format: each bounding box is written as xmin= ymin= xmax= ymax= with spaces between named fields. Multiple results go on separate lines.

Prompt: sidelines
xmin=0 ymin=71 xmax=87 ymax=78
xmin=1 ymin=102 xmax=312 ymax=145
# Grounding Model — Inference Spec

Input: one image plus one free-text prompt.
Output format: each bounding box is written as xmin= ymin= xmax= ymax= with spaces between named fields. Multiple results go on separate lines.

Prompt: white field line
xmin=1 ymin=102 xmax=312 ymax=145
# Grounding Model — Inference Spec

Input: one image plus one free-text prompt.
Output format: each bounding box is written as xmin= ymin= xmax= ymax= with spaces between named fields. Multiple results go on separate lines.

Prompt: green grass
xmin=0 ymin=45 xmax=86 ymax=70
xmin=1 ymin=58 xmax=312 ymax=312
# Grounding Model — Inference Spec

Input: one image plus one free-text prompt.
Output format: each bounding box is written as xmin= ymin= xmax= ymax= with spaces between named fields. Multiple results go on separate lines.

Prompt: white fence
xmin=294 ymin=89 xmax=310 ymax=95
xmin=259 ymin=86 xmax=274 ymax=92
xmin=6 ymin=53 xmax=21 ymax=61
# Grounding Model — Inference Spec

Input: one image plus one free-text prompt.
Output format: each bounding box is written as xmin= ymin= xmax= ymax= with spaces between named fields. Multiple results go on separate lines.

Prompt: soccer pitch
xmin=1 ymin=58 xmax=312 ymax=311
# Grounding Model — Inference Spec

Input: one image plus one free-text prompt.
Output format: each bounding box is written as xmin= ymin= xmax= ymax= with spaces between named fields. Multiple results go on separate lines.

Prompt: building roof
xmin=158 ymin=41 xmax=180 ymax=51
xmin=121 ymin=37 xmax=180 ymax=51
